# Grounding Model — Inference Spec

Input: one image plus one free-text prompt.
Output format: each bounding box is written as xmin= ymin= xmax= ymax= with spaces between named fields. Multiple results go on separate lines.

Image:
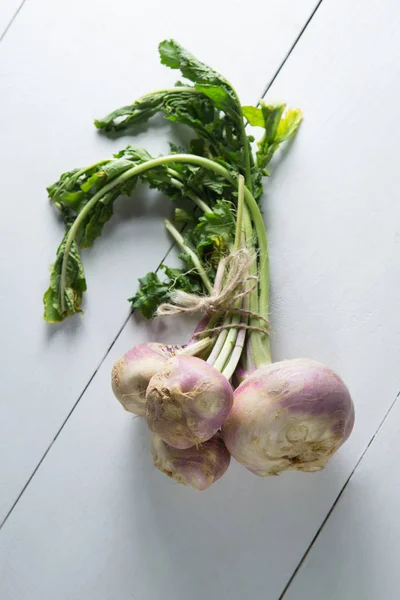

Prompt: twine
xmin=156 ymin=247 xmax=269 ymax=336
xmin=192 ymin=322 xmax=269 ymax=337
xmin=157 ymin=248 xmax=255 ymax=317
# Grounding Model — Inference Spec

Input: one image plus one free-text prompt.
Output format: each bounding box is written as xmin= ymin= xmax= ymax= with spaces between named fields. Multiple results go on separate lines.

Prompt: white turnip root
xmin=151 ymin=433 xmax=231 ymax=490
xmin=146 ymin=355 xmax=233 ymax=449
xmin=111 ymin=343 xmax=176 ymax=415
xmin=223 ymin=358 xmax=354 ymax=476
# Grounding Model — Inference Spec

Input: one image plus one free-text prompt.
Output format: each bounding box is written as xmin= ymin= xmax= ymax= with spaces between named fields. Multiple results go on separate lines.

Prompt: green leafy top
xmin=94 ymin=40 xmax=247 ymax=180
xmin=94 ymin=41 xmax=302 ymax=205
xmin=128 ymin=198 xmax=236 ymax=317
xmin=44 ymin=40 xmax=302 ymax=322
xmin=242 ymin=101 xmax=302 ymax=200
xmin=243 ymin=101 xmax=302 ymax=167
xmin=94 ymin=88 xmax=215 ymax=135
xmin=129 ymin=265 xmax=202 ymax=319
xmin=158 ymin=40 xmax=240 ymax=119
xmin=188 ymin=199 xmax=235 ymax=262
xmin=44 ymin=232 xmax=87 ymax=323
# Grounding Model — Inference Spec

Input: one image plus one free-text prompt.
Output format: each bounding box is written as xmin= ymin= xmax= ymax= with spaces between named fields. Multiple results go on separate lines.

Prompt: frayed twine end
xmin=156 ymin=248 xmax=269 ymax=336
xmin=157 ymin=248 xmax=254 ymax=317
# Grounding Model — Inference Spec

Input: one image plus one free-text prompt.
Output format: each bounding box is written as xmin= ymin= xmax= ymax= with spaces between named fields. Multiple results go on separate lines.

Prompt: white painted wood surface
xmin=1 ymin=0 xmax=400 ymax=599
xmin=283 ymin=395 xmax=400 ymax=600
xmin=0 ymin=0 xmax=21 ymax=38
xmin=0 ymin=0 xmax=318 ymax=523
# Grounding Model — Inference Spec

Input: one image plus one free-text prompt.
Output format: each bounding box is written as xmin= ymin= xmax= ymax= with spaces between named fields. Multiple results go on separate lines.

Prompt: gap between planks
xmin=0 ymin=0 xmax=28 ymax=44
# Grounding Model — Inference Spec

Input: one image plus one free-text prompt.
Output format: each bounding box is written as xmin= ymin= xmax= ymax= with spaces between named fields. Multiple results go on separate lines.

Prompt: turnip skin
xmin=223 ymin=358 xmax=355 ymax=476
xmin=112 ymin=343 xmax=176 ymax=416
xmin=146 ymin=355 xmax=233 ymax=449
xmin=151 ymin=433 xmax=231 ymax=490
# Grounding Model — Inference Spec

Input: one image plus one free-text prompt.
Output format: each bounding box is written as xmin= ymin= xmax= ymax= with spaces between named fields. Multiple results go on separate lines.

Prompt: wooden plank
xmin=0 ymin=0 xmax=319 ymax=522
xmin=283 ymin=394 xmax=400 ymax=600
xmin=1 ymin=0 xmax=400 ymax=598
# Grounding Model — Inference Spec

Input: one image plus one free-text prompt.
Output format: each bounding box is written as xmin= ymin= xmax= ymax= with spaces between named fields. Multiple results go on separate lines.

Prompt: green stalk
xmin=229 ymin=83 xmax=272 ymax=367
xmin=177 ymin=337 xmax=212 ymax=357
xmin=212 ymin=175 xmax=245 ymax=372
xmin=234 ymin=88 xmax=271 ymax=366
xmin=206 ymin=322 xmax=229 ymax=366
xmin=163 ymin=219 xmax=213 ymax=293
xmin=221 ymin=176 xmax=249 ymax=378
xmin=239 ymin=119 xmax=253 ymax=192
xmin=221 ymin=309 xmax=247 ymax=380
xmin=186 ymin=191 xmax=211 ymax=214
xmin=225 ymin=84 xmax=254 ymax=193
xmin=234 ymin=175 xmax=245 ymax=248
xmin=212 ymin=315 xmax=240 ymax=372
xmin=167 ymin=168 xmax=211 ymax=213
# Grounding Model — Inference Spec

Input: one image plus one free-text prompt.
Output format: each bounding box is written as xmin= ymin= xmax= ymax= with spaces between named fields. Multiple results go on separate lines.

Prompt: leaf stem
xmin=186 ymin=191 xmax=211 ymax=214
xmin=167 ymin=168 xmax=211 ymax=213
xmin=228 ymin=86 xmax=272 ymax=366
xmin=177 ymin=337 xmax=212 ymax=357
xmin=212 ymin=311 xmax=240 ymax=372
xmin=210 ymin=174 xmax=246 ymax=372
xmin=227 ymin=85 xmax=254 ymax=192
xmin=221 ymin=311 xmax=247 ymax=380
xmin=163 ymin=219 xmax=213 ymax=293
xmin=234 ymin=175 xmax=245 ymax=249
xmin=206 ymin=324 xmax=229 ymax=366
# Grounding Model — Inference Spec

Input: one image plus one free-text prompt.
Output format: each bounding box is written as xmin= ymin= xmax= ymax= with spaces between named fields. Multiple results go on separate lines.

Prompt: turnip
xmin=223 ymin=358 xmax=355 ymax=475
xmin=146 ymin=355 xmax=233 ymax=449
xmin=151 ymin=433 xmax=230 ymax=490
xmin=112 ymin=343 xmax=176 ymax=415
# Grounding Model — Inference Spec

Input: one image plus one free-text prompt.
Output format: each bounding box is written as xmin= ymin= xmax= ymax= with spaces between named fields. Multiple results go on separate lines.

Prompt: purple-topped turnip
xmin=146 ymin=355 xmax=233 ymax=449
xmin=224 ymin=358 xmax=355 ymax=475
xmin=112 ymin=343 xmax=176 ymax=415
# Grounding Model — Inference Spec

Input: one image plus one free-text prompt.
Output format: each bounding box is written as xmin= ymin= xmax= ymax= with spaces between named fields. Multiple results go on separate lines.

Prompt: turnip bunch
xmin=44 ymin=40 xmax=355 ymax=490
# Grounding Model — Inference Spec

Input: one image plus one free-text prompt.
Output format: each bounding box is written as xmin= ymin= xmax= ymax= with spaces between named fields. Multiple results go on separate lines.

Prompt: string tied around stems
xmin=156 ymin=248 xmax=269 ymax=336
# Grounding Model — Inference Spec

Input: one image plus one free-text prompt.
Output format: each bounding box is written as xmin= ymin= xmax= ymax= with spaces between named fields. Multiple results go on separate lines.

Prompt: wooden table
xmin=1 ymin=0 xmax=399 ymax=598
